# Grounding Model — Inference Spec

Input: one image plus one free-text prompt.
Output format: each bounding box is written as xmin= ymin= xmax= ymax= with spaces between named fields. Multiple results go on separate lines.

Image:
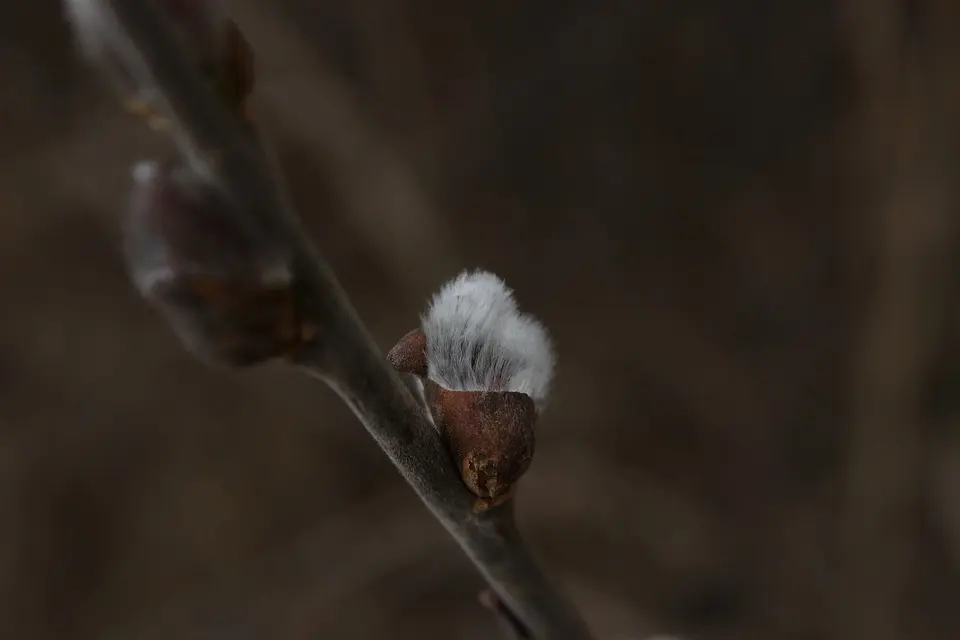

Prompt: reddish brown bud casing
xmin=386 ymin=328 xmax=428 ymax=377
xmin=423 ymin=380 xmax=536 ymax=501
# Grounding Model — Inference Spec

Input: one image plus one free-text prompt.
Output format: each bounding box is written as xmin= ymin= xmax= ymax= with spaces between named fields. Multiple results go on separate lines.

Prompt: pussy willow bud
xmin=387 ymin=270 xmax=555 ymax=502
xmin=126 ymin=160 xmax=300 ymax=367
xmin=64 ymin=0 xmax=253 ymax=121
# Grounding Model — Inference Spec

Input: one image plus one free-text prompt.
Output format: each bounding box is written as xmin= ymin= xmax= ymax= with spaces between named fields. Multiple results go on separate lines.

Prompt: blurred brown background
xmin=1 ymin=0 xmax=959 ymax=638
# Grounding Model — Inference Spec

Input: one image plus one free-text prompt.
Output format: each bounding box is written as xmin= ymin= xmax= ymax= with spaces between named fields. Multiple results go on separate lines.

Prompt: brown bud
xmin=386 ymin=328 xmax=428 ymax=377
xmin=125 ymin=161 xmax=302 ymax=367
xmin=422 ymin=380 xmax=536 ymax=501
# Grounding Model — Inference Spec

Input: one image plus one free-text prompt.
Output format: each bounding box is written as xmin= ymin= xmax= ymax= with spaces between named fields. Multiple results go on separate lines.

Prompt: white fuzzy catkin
xmin=421 ymin=270 xmax=555 ymax=410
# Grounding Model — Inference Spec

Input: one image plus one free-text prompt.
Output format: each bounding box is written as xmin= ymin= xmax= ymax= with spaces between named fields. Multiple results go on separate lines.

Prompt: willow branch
xmin=65 ymin=1 xmax=593 ymax=638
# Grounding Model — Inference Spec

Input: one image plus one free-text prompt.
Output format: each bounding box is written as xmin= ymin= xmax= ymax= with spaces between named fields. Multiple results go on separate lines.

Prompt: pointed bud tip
xmin=387 ymin=328 xmax=428 ymax=377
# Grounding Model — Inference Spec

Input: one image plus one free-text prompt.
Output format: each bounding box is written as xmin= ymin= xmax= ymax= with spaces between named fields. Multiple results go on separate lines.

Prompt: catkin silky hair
xmin=421 ymin=270 xmax=555 ymax=411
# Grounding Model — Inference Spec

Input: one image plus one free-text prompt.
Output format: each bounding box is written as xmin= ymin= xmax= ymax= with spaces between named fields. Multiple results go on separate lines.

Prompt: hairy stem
xmin=76 ymin=0 xmax=593 ymax=637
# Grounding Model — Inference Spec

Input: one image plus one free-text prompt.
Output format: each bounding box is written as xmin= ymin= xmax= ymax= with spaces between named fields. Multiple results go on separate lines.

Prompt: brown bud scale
xmin=386 ymin=328 xmax=428 ymax=377
xmin=423 ymin=380 xmax=536 ymax=500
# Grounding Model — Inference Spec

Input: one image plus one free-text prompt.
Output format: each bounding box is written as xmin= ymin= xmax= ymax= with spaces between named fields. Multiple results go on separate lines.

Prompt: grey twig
xmin=65 ymin=0 xmax=593 ymax=638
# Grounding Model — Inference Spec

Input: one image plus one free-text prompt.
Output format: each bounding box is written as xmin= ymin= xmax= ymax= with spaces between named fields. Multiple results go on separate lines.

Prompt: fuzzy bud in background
xmin=126 ymin=160 xmax=300 ymax=367
xmin=387 ymin=270 xmax=555 ymax=502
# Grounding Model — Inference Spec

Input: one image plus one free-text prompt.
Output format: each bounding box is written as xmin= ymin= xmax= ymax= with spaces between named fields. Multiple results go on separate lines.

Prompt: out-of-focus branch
xmin=63 ymin=1 xmax=593 ymax=638
xmin=838 ymin=1 xmax=958 ymax=640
